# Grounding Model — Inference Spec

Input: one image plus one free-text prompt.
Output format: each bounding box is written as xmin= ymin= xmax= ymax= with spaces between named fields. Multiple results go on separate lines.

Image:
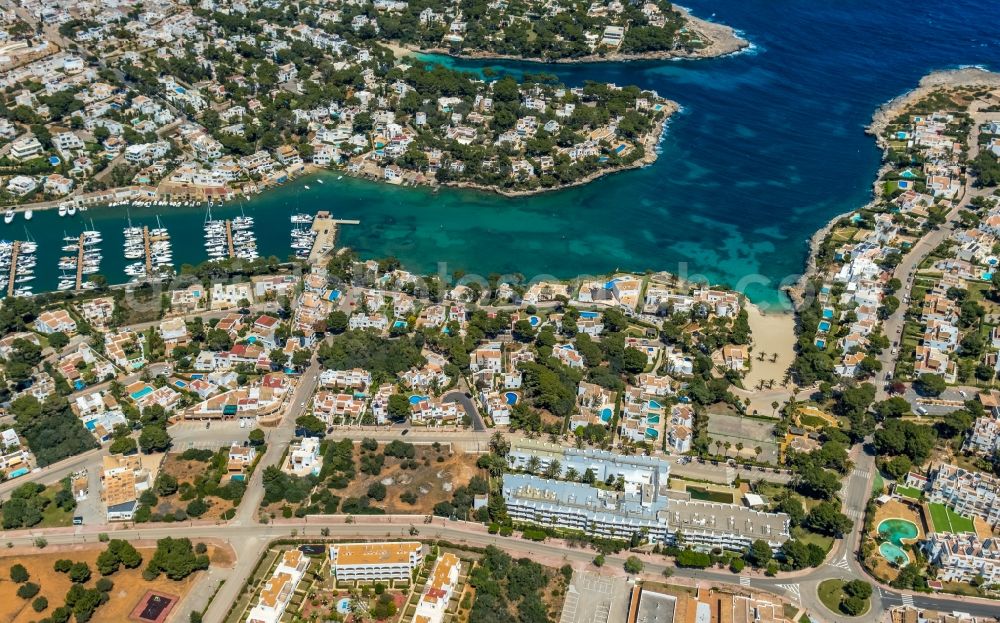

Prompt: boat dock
xmin=308 ymin=211 xmax=359 ymax=263
xmin=143 ymin=226 xmax=153 ymax=275
xmin=74 ymin=234 xmax=85 ymax=291
xmin=6 ymin=241 xmax=20 ymax=297
xmin=225 ymin=220 xmax=235 ymax=259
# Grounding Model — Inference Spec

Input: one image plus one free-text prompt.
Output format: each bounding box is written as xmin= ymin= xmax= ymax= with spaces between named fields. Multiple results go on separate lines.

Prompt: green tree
xmin=623 ymin=556 xmax=643 ymax=574
xmin=9 ymin=563 xmax=28 ymax=583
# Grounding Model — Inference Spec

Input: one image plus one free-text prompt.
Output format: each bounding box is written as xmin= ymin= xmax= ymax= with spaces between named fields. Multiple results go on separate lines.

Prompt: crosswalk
xmin=777 ymin=583 xmax=801 ymax=602
xmin=844 ymin=508 xmax=863 ymax=520
xmin=828 ymin=555 xmax=852 ymax=570
xmin=852 ymin=468 xmax=870 ymax=479
xmin=739 ymin=576 xmax=751 ymax=586
xmin=901 ymin=594 xmax=914 ymax=607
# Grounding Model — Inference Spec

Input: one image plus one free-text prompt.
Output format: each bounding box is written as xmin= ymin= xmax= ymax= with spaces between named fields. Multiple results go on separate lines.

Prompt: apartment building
xmin=246 ymin=550 xmax=310 ymax=623
xmin=504 ymin=439 xmax=789 ymax=550
xmin=328 ymin=541 xmax=422 ymax=582
xmin=924 ymin=532 xmax=1000 ymax=585
xmin=412 ymin=553 xmax=460 ymax=623
xmin=924 ymin=463 xmax=1000 ymax=527
xmin=101 ymin=454 xmax=151 ymax=521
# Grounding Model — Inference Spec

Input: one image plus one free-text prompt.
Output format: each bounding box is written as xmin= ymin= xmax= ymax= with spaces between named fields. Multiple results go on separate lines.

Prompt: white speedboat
xmin=67 ymin=206 xmax=76 ymax=216
xmin=317 ymin=179 xmax=324 ymax=184
xmin=4 ymin=210 xmax=14 ymax=224
xmin=24 ymin=210 xmax=32 ymax=220
xmin=58 ymin=205 xmax=67 ymax=217
xmin=304 ymin=185 xmax=310 ymax=190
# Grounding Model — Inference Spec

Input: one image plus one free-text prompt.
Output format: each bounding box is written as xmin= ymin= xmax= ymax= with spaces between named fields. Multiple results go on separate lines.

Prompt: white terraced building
xmin=924 ymin=532 xmax=1000 ymax=585
xmin=502 ymin=439 xmax=790 ymax=551
xmin=924 ymin=463 xmax=1000 ymax=527
xmin=328 ymin=542 xmax=422 ymax=582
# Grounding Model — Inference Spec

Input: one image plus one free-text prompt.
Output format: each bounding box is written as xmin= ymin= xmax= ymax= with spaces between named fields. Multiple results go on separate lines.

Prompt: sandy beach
xmin=744 ymin=302 xmax=796 ymax=392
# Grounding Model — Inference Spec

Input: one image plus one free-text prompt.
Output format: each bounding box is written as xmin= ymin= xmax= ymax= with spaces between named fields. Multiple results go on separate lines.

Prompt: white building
xmin=246 ymin=550 xmax=310 ymax=623
xmin=412 ymin=553 xmax=461 ymax=623
xmin=328 ymin=541 xmax=422 ymax=582
xmin=925 ymin=532 xmax=1000 ymax=585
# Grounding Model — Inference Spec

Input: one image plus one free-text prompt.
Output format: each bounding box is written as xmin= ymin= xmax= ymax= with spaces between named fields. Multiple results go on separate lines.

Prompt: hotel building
xmin=329 ymin=541 xmax=423 ymax=582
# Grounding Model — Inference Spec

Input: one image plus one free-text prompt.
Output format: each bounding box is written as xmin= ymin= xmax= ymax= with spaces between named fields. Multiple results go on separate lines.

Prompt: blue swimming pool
xmin=174 ymin=380 xmax=187 ymax=388
xmin=409 ymin=395 xmax=428 ymax=405
xmin=879 ymin=542 xmax=909 ymax=567
xmin=983 ymin=272 xmax=993 ymax=281
xmin=328 ymin=290 xmax=341 ymax=301
xmin=579 ymin=311 xmax=599 ymax=319
xmin=814 ymin=338 xmax=826 ymax=349
xmin=504 ymin=392 xmax=518 ymax=406
xmin=393 ymin=320 xmax=407 ymax=328
xmin=648 ymin=400 xmax=662 ymax=409
xmin=646 ymin=427 xmax=659 ymax=439
xmin=84 ymin=420 xmax=96 ymax=431
xmin=647 ymin=414 xmax=660 ymax=424
xmin=130 ymin=386 xmax=153 ymax=400
xmin=528 ymin=315 xmax=540 ymax=327
xmin=8 ymin=468 xmax=28 ymax=478
xmin=230 ymin=474 xmax=245 ymax=482
xmin=822 ymin=307 xmax=834 ymax=319
xmin=336 ymin=598 xmax=351 ymax=614
xmin=191 ymin=374 xmax=203 ymax=379
xmin=600 ymin=407 xmax=613 ymax=423
xmin=73 ymin=380 xmax=85 ymax=391
xmin=818 ymin=320 xmax=831 ymax=332
xmin=246 ymin=336 xmax=257 ymax=344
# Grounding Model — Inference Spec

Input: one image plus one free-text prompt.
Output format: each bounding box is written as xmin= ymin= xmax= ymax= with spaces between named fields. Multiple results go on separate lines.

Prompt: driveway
xmin=443 ymin=390 xmax=486 ymax=432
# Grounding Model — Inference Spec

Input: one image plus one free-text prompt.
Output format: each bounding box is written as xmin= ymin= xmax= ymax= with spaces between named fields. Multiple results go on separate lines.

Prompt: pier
xmin=308 ymin=211 xmax=359 ymax=264
xmin=74 ymin=234 xmax=85 ymax=292
xmin=5 ymin=241 xmax=19 ymax=297
xmin=143 ymin=226 xmax=153 ymax=276
xmin=224 ymin=220 xmax=235 ymax=259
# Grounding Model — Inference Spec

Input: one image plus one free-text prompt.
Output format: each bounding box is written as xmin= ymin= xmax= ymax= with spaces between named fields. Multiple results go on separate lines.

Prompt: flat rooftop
xmin=330 ymin=541 xmax=421 ymax=566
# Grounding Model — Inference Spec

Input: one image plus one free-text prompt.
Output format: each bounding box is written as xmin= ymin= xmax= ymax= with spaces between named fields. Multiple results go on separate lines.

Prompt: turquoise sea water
xmin=4 ymin=0 xmax=1000 ymax=307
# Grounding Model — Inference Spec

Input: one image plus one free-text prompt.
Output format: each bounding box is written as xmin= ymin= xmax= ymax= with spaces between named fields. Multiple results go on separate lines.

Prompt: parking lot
xmin=559 ymin=571 xmax=630 ymax=623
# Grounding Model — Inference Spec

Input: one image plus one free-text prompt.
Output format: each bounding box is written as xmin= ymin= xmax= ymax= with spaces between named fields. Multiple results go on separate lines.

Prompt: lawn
xmin=927 ymin=503 xmax=975 ymax=533
xmin=894 ymin=485 xmax=923 ymax=500
xmin=686 ymin=486 xmax=734 ymax=504
xmin=791 ymin=526 xmax=834 ymax=553
xmin=38 ymin=484 xmax=75 ymax=528
xmin=817 ymin=579 xmax=869 ymax=617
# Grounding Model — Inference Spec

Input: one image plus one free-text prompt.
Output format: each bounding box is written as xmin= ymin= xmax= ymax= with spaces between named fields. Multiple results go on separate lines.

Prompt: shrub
xmin=32 ymin=596 xmax=47 ymax=612
xmin=17 ymin=582 xmax=40 ymax=599
xmin=54 ymin=559 xmax=73 ymax=573
xmin=522 ymin=528 xmax=546 ymax=542
xmin=95 ymin=578 xmax=114 ymax=592
xmin=623 ymin=556 xmax=643 ymax=574
xmin=9 ymin=563 xmax=28 ymax=583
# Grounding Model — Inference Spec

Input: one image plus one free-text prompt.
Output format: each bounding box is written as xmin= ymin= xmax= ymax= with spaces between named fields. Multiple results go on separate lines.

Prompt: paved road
xmin=443 ymin=389 xmax=486 ymax=432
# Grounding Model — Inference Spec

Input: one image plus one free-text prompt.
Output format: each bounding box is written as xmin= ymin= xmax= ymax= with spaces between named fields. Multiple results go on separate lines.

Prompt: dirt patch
xmin=151 ymin=453 xmax=240 ymax=521
xmin=0 ymin=547 xmax=203 ymax=623
xmin=344 ymin=444 xmax=481 ymax=514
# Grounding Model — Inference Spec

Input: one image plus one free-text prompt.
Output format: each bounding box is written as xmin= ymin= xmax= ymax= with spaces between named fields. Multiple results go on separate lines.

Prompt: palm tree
xmin=723 ymin=441 xmax=732 ymax=457
xmin=735 ymin=442 xmax=744 ymax=458
xmin=543 ymin=459 xmax=562 ymax=480
xmin=771 ymin=353 xmax=779 ymax=363
xmin=715 ymin=440 xmax=723 ymax=457
xmin=489 ymin=431 xmax=510 ymax=457
xmin=755 ymin=446 xmax=763 ymax=462
xmin=526 ymin=456 xmax=541 ymax=475
xmin=564 ymin=467 xmax=579 ymax=482
xmin=771 ymin=401 xmax=779 ymax=415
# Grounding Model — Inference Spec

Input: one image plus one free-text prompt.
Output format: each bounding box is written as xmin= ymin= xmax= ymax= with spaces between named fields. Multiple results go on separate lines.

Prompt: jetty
xmin=5 ymin=241 xmax=20 ymax=297
xmin=143 ymin=226 xmax=153 ymax=275
xmin=308 ymin=211 xmax=359 ymax=264
xmin=225 ymin=219 xmax=235 ymax=259
xmin=74 ymin=233 xmax=85 ymax=292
